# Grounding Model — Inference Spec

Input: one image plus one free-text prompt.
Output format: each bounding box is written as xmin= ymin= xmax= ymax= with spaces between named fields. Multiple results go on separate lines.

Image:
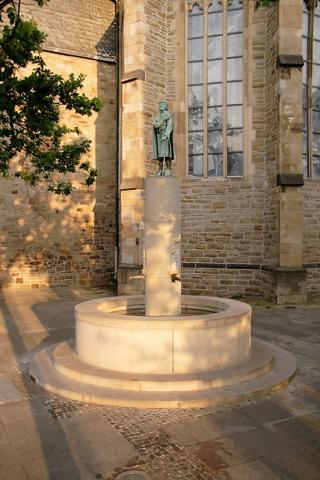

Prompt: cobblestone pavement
xmin=0 ymin=288 xmax=319 ymax=480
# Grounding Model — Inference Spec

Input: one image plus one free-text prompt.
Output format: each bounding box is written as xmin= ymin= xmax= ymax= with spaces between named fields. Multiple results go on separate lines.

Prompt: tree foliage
xmin=0 ymin=0 xmax=102 ymax=194
xmin=255 ymin=0 xmax=279 ymax=9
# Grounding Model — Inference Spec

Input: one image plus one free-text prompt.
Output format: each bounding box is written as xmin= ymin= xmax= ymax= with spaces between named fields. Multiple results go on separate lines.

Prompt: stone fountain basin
xmin=75 ymin=295 xmax=251 ymax=375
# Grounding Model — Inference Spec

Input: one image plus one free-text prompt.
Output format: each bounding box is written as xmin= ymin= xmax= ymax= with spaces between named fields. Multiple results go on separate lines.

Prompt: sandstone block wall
xmin=21 ymin=0 xmax=116 ymax=62
xmin=304 ymin=183 xmax=320 ymax=301
xmin=169 ymin=2 xmax=275 ymax=300
xmin=0 ymin=1 xmax=117 ymax=289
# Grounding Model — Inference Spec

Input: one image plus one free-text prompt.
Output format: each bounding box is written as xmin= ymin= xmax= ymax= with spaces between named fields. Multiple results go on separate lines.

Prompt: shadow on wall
xmin=0 ymin=23 xmax=117 ymax=291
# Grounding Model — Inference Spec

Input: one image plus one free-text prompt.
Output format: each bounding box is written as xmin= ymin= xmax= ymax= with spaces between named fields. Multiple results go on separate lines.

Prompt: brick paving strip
xmin=0 ymin=288 xmax=319 ymax=479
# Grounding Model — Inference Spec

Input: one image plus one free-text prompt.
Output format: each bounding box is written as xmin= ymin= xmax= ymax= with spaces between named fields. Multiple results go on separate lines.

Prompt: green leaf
xmin=0 ymin=0 xmax=101 ymax=194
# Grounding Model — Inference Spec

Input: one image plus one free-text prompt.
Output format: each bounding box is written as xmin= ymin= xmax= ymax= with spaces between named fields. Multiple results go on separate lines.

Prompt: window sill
xmin=183 ymin=176 xmax=244 ymax=183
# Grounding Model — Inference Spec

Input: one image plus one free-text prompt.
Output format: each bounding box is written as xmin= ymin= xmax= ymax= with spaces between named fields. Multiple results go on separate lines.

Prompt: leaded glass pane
xmin=189 ymin=131 xmax=204 ymax=154
xmin=227 ymin=152 xmax=243 ymax=176
xmin=313 ymin=155 xmax=320 ymax=177
xmin=189 ymin=85 xmax=203 ymax=108
xmin=208 ymin=130 xmax=223 ymax=153
xmin=227 ymin=82 xmax=242 ymax=105
xmin=314 ymin=40 xmax=320 ymax=63
xmin=227 ymin=58 xmax=242 ymax=81
xmin=313 ymin=65 xmax=320 ymax=86
xmin=227 ymin=128 xmax=242 ymax=153
xmin=303 ymin=84 xmax=308 ymax=108
xmin=208 ymin=83 xmax=222 ymax=106
xmin=208 ymin=36 xmax=222 ymax=60
xmin=313 ymin=88 xmax=320 ymax=109
xmin=303 ymin=155 xmax=308 ymax=176
xmin=189 ymin=62 xmax=203 ymax=84
xmin=208 ymin=12 xmax=223 ymax=35
xmin=227 ymin=105 xmax=243 ymax=128
xmin=188 ymin=14 xmax=203 ymax=38
xmin=303 ymin=130 xmax=308 ymax=155
xmin=208 ymin=0 xmax=222 ymax=13
xmin=189 ymin=155 xmax=204 ymax=176
xmin=189 ymin=4 xmax=202 ymax=15
xmin=227 ymin=9 xmax=243 ymax=34
xmin=189 ymin=108 xmax=203 ymax=131
xmin=302 ymin=37 xmax=308 ymax=59
xmin=313 ymin=110 xmax=320 ymax=133
xmin=227 ymin=34 xmax=243 ymax=57
xmin=208 ymin=106 xmax=223 ymax=130
xmin=314 ymin=13 xmax=320 ymax=40
xmin=189 ymin=38 xmax=203 ymax=61
xmin=208 ymin=59 xmax=222 ymax=83
xmin=303 ymin=109 xmax=308 ymax=131
xmin=313 ymin=132 xmax=320 ymax=157
xmin=228 ymin=0 xmax=243 ymax=10
xmin=208 ymin=154 xmax=223 ymax=176
xmin=303 ymin=63 xmax=308 ymax=84
xmin=303 ymin=12 xmax=309 ymax=36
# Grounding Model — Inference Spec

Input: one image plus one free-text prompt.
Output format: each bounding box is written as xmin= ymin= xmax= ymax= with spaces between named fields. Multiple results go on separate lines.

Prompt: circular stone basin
xmin=75 ymin=295 xmax=251 ymax=375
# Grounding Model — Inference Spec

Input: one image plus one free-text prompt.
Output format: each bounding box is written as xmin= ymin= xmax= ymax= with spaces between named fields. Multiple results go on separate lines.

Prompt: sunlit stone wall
xmin=0 ymin=1 xmax=117 ymax=288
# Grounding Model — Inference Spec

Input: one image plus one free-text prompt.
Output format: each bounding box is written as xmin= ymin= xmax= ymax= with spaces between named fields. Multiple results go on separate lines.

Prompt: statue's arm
xmin=162 ymin=115 xmax=174 ymax=139
xmin=153 ymin=118 xmax=163 ymax=128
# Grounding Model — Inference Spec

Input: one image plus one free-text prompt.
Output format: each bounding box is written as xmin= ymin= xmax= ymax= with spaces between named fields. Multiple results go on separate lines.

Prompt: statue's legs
xmin=156 ymin=159 xmax=164 ymax=176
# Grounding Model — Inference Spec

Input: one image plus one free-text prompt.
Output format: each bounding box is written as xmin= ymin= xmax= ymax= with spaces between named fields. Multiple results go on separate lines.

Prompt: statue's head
xmin=159 ymin=100 xmax=168 ymax=112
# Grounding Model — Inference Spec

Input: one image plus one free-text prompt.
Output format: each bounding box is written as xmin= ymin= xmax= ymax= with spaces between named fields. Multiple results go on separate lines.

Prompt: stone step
xmin=53 ymin=339 xmax=274 ymax=392
xmin=29 ymin=339 xmax=297 ymax=408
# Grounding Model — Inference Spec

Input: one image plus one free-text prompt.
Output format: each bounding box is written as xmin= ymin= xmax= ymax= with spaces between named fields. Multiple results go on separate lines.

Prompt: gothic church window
xmin=303 ymin=0 xmax=320 ymax=177
xmin=187 ymin=0 xmax=244 ymax=178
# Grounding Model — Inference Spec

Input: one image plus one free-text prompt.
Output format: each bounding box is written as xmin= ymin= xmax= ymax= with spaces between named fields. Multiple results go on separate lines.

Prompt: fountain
xmin=29 ymin=174 xmax=297 ymax=408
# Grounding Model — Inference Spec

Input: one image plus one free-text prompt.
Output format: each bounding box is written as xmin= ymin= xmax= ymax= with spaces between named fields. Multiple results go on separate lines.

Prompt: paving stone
xmin=236 ymin=399 xmax=295 ymax=424
xmin=225 ymin=460 xmax=283 ymax=480
xmin=273 ymin=391 xmax=320 ymax=417
xmin=59 ymin=412 xmax=138 ymax=478
xmin=164 ymin=410 xmax=258 ymax=446
xmin=24 ymin=457 xmax=86 ymax=480
xmin=0 ymin=464 xmax=28 ymax=480
xmin=0 ymin=292 xmax=320 ymax=479
xmin=0 ymin=343 xmax=25 ymax=364
xmin=187 ymin=436 xmax=256 ymax=471
xmin=0 ymin=419 xmax=10 ymax=444
xmin=0 ymin=374 xmax=21 ymax=404
xmin=0 ymin=399 xmax=46 ymax=423
xmin=227 ymin=427 xmax=320 ymax=480
xmin=265 ymin=415 xmax=320 ymax=455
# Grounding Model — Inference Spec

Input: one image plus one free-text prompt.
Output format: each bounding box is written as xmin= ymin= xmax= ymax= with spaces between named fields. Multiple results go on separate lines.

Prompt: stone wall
xmin=304 ymin=182 xmax=320 ymax=301
xmin=168 ymin=2 xmax=275 ymax=300
xmin=0 ymin=53 xmax=117 ymax=288
xmin=21 ymin=0 xmax=116 ymax=62
xmin=264 ymin=3 xmax=280 ymax=270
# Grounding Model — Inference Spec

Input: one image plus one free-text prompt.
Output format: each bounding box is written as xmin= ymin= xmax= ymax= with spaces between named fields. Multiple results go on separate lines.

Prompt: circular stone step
xmin=29 ymin=339 xmax=297 ymax=408
xmin=53 ymin=339 xmax=274 ymax=392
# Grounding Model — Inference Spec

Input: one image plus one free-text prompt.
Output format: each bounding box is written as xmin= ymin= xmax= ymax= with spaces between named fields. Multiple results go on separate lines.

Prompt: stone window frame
xmin=303 ymin=0 xmax=320 ymax=178
xmin=185 ymin=0 xmax=248 ymax=180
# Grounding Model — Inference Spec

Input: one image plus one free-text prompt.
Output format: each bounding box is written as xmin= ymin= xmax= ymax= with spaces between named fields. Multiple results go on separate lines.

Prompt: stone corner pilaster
xmin=274 ymin=268 xmax=307 ymax=304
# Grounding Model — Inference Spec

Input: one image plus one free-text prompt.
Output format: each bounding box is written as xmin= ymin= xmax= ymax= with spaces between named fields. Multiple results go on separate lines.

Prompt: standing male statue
xmin=152 ymin=100 xmax=174 ymax=176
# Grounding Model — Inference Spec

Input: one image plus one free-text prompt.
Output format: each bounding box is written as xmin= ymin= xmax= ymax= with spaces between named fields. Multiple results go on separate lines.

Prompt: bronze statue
xmin=152 ymin=100 xmax=174 ymax=176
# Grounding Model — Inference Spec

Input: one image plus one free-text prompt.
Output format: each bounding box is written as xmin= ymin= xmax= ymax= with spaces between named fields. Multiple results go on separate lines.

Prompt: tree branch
xmin=0 ymin=0 xmax=12 ymax=12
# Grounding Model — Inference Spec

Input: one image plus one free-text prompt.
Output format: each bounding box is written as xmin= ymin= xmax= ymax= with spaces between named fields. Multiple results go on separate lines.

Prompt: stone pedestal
xmin=145 ymin=176 xmax=181 ymax=316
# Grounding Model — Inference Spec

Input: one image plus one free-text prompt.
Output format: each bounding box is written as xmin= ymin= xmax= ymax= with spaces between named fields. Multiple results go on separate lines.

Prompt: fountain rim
xmin=75 ymin=295 xmax=251 ymax=330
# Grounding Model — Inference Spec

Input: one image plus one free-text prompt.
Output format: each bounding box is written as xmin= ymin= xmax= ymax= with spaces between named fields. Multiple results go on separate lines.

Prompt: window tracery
xmin=303 ymin=0 xmax=320 ymax=177
xmin=187 ymin=0 xmax=244 ymax=178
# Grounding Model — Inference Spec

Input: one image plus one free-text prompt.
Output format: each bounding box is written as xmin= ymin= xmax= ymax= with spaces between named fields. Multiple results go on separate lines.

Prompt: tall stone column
xmin=117 ymin=0 xmax=146 ymax=294
xmin=145 ymin=177 xmax=181 ymax=316
xmin=275 ymin=0 xmax=307 ymax=304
